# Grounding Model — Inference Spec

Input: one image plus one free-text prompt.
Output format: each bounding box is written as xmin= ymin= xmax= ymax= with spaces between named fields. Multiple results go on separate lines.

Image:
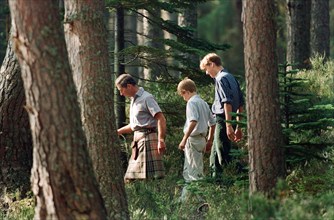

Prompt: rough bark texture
xmin=310 ymin=0 xmax=330 ymax=59
xmin=242 ymin=0 xmax=285 ymax=195
xmin=124 ymin=10 xmax=139 ymax=77
xmin=0 ymin=0 xmax=10 ymax=62
xmin=136 ymin=9 xmax=145 ymax=81
xmin=178 ymin=3 xmax=199 ymax=65
xmin=0 ymin=37 xmax=32 ymax=193
xmin=161 ymin=9 xmax=179 ymax=78
xmin=9 ymin=0 xmax=107 ymax=219
xmin=286 ymin=0 xmax=311 ymax=69
xmin=63 ymin=1 xmax=129 ymax=219
xmin=114 ymin=7 xmax=126 ymax=130
xmin=142 ymin=9 xmax=165 ymax=80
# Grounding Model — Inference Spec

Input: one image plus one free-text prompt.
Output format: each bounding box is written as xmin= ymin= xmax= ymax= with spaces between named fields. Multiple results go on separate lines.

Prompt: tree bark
xmin=242 ymin=0 xmax=286 ymax=195
xmin=9 ymin=0 xmax=107 ymax=219
xmin=286 ymin=0 xmax=311 ymax=69
xmin=124 ymin=10 xmax=139 ymax=78
xmin=136 ymin=9 xmax=145 ymax=80
xmin=161 ymin=9 xmax=179 ymax=78
xmin=0 ymin=36 xmax=32 ymax=193
xmin=142 ymin=9 xmax=165 ymax=80
xmin=310 ymin=0 xmax=330 ymax=59
xmin=63 ymin=1 xmax=129 ymax=219
xmin=114 ymin=6 xmax=126 ymax=129
xmin=0 ymin=0 xmax=10 ymax=62
xmin=178 ymin=3 xmax=199 ymax=66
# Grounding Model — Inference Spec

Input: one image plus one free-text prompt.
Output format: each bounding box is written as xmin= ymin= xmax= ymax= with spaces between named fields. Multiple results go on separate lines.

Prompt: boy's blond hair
xmin=177 ymin=77 xmax=197 ymax=95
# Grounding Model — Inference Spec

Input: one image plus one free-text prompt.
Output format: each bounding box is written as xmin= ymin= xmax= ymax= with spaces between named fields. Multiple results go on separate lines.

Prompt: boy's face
xmin=203 ymin=62 xmax=216 ymax=78
xmin=180 ymin=91 xmax=191 ymax=102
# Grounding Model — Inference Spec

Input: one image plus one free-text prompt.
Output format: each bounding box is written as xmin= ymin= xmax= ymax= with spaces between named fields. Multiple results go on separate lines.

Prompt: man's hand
xmin=158 ymin=140 xmax=166 ymax=154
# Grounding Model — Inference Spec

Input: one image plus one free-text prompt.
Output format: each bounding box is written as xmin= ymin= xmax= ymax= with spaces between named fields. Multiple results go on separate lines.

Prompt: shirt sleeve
xmin=186 ymin=101 xmax=199 ymax=122
xmin=219 ymin=77 xmax=233 ymax=104
xmin=206 ymin=103 xmax=216 ymax=126
xmin=145 ymin=95 xmax=162 ymax=117
xmin=236 ymin=80 xmax=245 ymax=106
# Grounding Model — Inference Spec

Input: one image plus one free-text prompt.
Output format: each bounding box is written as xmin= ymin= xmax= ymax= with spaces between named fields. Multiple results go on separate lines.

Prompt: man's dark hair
xmin=115 ymin=73 xmax=137 ymax=87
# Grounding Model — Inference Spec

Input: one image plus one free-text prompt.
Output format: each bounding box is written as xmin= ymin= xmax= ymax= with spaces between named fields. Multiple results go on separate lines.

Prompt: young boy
xmin=177 ymin=77 xmax=216 ymax=186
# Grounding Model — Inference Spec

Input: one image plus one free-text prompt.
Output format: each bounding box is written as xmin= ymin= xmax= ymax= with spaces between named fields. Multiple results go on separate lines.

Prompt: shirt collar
xmin=189 ymin=94 xmax=199 ymax=102
xmin=133 ymin=87 xmax=144 ymax=99
xmin=214 ymin=68 xmax=224 ymax=79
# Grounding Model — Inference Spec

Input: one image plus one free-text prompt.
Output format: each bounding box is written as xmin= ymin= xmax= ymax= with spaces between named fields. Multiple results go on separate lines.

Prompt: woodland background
xmin=0 ymin=0 xmax=334 ymax=219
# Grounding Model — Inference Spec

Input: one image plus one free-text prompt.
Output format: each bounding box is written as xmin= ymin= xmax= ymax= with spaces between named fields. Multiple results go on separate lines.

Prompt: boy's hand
xmin=205 ymin=140 xmax=213 ymax=153
xmin=178 ymin=139 xmax=186 ymax=150
xmin=234 ymin=128 xmax=242 ymax=142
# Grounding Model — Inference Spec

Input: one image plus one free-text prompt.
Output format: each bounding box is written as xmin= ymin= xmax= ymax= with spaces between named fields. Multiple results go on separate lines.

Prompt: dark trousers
xmin=210 ymin=114 xmax=231 ymax=179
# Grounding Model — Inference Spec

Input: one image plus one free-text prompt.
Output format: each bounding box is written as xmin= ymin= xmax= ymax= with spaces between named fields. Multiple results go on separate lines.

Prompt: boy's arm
xmin=179 ymin=120 xmax=197 ymax=150
xmin=224 ymin=103 xmax=235 ymax=141
xmin=234 ymin=105 xmax=243 ymax=142
xmin=205 ymin=124 xmax=215 ymax=152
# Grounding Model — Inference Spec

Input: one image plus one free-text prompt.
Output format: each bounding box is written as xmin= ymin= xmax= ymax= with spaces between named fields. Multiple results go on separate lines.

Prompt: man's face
xmin=117 ymin=84 xmax=132 ymax=97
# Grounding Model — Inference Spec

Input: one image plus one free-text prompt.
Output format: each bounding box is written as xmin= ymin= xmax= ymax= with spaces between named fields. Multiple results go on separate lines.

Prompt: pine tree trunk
xmin=242 ymin=0 xmax=286 ymax=196
xmin=178 ymin=3 xmax=199 ymax=66
xmin=0 ymin=0 xmax=10 ymax=62
xmin=136 ymin=9 xmax=145 ymax=80
xmin=124 ymin=10 xmax=139 ymax=78
xmin=161 ymin=9 xmax=179 ymax=78
xmin=310 ymin=0 xmax=330 ymax=59
xmin=142 ymin=9 xmax=165 ymax=80
xmin=63 ymin=1 xmax=129 ymax=219
xmin=0 ymin=38 xmax=32 ymax=193
xmin=114 ymin=6 xmax=127 ymax=129
xmin=9 ymin=0 xmax=107 ymax=218
xmin=286 ymin=0 xmax=311 ymax=69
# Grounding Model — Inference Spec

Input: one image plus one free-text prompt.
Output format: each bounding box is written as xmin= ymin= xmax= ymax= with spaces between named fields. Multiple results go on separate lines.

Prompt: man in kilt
xmin=116 ymin=73 xmax=166 ymax=182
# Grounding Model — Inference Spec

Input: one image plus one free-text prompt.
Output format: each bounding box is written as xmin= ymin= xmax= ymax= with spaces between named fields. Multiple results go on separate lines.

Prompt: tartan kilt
xmin=124 ymin=132 xmax=165 ymax=180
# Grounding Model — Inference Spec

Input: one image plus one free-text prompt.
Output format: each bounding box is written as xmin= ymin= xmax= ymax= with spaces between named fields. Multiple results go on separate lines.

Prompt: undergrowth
xmin=1 ymin=57 xmax=333 ymax=219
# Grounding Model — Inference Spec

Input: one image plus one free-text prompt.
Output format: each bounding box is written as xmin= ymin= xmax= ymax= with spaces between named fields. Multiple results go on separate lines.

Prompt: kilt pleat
xmin=124 ymin=132 xmax=165 ymax=180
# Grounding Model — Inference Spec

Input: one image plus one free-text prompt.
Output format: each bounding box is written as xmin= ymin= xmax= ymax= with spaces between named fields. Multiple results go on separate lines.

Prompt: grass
xmin=1 ymin=56 xmax=333 ymax=219
xmin=1 ymin=150 xmax=333 ymax=220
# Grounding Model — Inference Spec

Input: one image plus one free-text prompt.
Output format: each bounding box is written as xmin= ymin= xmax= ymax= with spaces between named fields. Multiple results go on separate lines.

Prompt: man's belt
xmin=135 ymin=127 xmax=157 ymax=134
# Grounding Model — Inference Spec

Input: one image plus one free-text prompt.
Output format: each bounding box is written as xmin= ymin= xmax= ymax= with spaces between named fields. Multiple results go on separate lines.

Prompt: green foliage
xmin=0 ymin=190 xmax=34 ymax=220
xmin=125 ymin=176 xmax=247 ymax=219
xmin=108 ymin=0 xmax=230 ymax=83
xmin=287 ymin=156 xmax=334 ymax=195
xmin=117 ymin=42 xmax=334 ymax=220
xmin=279 ymin=58 xmax=334 ymax=165
xmin=2 ymin=77 xmax=333 ymax=220
xmin=198 ymin=0 xmax=244 ymax=76
xmin=304 ymin=56 xmax=334 ymax=103
xmin=106 ymin=0 xmax=207 ymax=12
xmin=124 ymin=157 xmax=334 ymax=220
xmin=239 ymin=190 xmax=334 ymax=220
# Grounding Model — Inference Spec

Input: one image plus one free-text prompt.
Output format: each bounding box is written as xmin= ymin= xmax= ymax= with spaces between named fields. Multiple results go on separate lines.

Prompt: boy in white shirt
xmin=177 ymin=78 xmax=215 ymax=202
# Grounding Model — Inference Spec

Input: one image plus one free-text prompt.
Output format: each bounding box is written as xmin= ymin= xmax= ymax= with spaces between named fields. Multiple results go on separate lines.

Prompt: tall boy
xmin=200 ymin=53 xmax=244 ymax=179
